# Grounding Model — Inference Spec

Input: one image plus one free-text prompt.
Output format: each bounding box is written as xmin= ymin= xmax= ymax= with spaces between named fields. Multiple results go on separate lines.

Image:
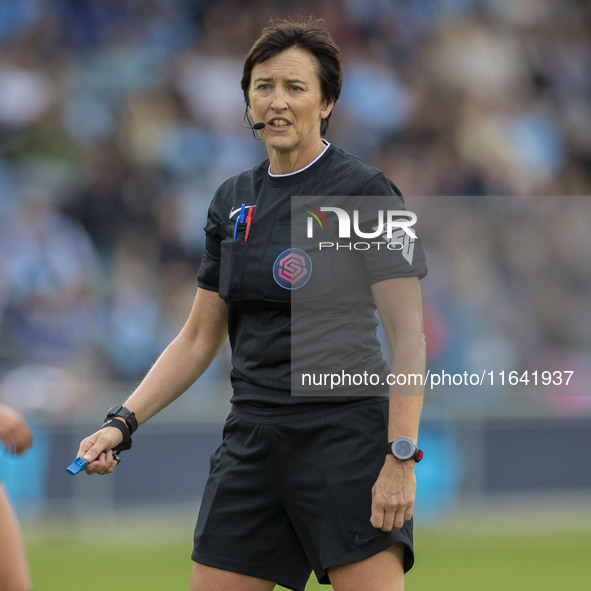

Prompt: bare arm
xmin=369 ymin=277 xmax=426 ymax=531
xmin=77 ymin=288 xmax=228 ymax=473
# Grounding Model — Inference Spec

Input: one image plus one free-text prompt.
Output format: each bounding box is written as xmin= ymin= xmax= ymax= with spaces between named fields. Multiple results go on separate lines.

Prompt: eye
xmin=256 ymin=83 xmax=270 ymax=91
xmin=290 ymin=85 xmax=303 ymax=92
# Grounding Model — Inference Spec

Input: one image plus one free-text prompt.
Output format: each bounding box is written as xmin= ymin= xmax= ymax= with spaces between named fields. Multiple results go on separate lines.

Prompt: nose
xmin=269 ymin=87 xmax=288 ymax=111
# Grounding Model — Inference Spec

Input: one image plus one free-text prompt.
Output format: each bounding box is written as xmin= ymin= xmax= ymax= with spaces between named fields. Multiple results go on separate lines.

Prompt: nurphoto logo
xmin=303 ymin=204 xmax=418 ymax=264
xmin=305 ymin=206 xmax=417 ymax=241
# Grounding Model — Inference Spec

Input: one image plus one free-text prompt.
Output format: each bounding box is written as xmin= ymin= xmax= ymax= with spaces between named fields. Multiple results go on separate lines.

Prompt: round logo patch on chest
xmin=273 ymin=248 xmax=312 ymax=290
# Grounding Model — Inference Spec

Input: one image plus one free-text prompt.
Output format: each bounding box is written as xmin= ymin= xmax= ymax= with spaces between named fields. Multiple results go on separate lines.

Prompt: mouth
xmin=267 ymin=118 xmax=292 ymax=131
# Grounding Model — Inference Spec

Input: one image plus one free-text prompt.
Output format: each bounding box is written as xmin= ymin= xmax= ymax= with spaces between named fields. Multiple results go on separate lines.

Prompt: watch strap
xmin=106 ymin=405 xmax=138 ymax=435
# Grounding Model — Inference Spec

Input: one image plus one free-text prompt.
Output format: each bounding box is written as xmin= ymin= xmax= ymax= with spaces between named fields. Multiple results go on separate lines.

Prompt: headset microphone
xmin=243 ymin=107 xmax=265 ymax=138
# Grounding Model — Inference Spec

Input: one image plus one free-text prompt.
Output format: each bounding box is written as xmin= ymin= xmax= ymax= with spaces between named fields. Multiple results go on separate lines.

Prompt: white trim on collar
xmin=268 ymin=140 xmax=331 ymax=178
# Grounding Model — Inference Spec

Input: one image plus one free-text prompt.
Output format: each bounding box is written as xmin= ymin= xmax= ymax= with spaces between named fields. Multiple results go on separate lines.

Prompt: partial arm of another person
xmin=77 ymin=287 xmax=228 ymax=475
xmin=0 ymin=405 xmax=34 ymax=589
xmin=370 ymin=277 xmax=426 ymax=532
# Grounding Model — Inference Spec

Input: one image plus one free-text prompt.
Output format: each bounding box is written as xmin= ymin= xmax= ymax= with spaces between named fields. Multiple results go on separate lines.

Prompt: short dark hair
xmin=241 ymin=18 xmax=342 ymax=135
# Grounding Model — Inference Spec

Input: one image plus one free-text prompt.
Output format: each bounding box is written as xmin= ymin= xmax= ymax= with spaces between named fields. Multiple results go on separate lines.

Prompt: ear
xmin=320 ymin=100 xmax=335 ymax=121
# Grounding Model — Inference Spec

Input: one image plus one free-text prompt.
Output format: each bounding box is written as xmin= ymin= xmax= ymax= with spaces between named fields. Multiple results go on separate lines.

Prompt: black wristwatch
xmin=387 ymin=437 xmax=423 ymax=462
xmin=106 ymin=405 xmax=138 ymax=435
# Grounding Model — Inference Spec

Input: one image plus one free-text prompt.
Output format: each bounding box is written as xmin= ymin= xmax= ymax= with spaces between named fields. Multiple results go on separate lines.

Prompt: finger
xmin=4 ymin=432 xmax=24 ymax=455
xmin=86 ymin=451 xmax=120 ymax=475
xmin=95 ymin=451 xmax=113 ymax=470
xmin=370 ymin=502 xmax=384 ymax=530
xmin=4 ymin=441 xmax=15 ymax=454
xmin=2 ymin=416 xmax=32 ymax=452
xmin=381 ymin=507 xmax=397 ymax=532
xmin=85 ymin=451 xmax=106 ymax=473
xmin=76 ymin=437 xmax=97 ymax=460
xmin=12 ymin=438 xmax=25 ymax=455
xmin=13 ymin=427 xmax=33 ymax=455
xmin=404 ymin=504 xmax=414 ymax=524
xmin=392 ymin=509 xmax=406 ymax=530
xmin=85 ymin=452 xmax=110 ymax=475
xmin=104 ymin=450 xmax=119 ymax=473
xmin=80 ymin=434 xmax=111 ymax=463
xmin=85 ymin=461 xmax=102 ymax=475
xmin=83 ymin=427 xmax=123 ymax=462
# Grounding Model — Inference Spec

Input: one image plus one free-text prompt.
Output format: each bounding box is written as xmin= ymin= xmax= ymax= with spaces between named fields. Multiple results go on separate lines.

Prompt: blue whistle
xmin=66 ymin=457 xmax=88 ymax=475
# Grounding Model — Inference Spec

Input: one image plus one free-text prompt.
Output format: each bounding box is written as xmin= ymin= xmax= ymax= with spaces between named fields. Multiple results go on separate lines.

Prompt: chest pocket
xmin=218 ymin=222 xmax=249 ymax=301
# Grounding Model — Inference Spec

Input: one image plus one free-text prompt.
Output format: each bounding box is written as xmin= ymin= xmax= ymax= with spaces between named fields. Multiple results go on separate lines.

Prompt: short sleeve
xmin=357 ymin=173 xmax=427 ymax=283
xmin=197 ymin=198 xmax=223 ymax=291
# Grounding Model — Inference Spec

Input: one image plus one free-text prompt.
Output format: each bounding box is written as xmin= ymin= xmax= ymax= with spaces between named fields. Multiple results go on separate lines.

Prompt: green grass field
xmin=25 ymin=506 xmax=591 ymax=590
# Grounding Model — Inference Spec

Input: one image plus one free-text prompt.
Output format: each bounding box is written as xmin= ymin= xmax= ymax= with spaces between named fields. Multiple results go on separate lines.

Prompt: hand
xmin=0 ymin=404 xmax=33 ymax=455
xmin=370 ymin=455 xmax=416 ymax=531
xmin=76 ymin=426 xmax=123 ymax=475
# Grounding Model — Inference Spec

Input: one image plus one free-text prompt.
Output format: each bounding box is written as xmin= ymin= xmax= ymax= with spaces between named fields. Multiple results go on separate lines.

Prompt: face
xmin=248 ymin=48 xmax=333 ymax=156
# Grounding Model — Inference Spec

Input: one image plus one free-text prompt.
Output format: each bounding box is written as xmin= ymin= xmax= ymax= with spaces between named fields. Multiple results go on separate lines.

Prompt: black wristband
xmin=101 ymin=418 xmax=132 ymax=452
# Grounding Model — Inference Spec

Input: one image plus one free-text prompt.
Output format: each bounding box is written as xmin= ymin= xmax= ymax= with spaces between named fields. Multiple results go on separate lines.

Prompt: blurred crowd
xmin=0 ymin=0 xmax=589 ymax=415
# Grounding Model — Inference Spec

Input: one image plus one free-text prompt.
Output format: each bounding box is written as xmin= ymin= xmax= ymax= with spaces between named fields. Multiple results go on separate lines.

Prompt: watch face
xmin=393 ymin=438 xmax=414 ymax=460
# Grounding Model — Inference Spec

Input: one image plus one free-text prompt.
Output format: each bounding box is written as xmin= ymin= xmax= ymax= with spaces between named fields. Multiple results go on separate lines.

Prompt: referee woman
xmin=77 ymin=18 xmax=427 ymax=591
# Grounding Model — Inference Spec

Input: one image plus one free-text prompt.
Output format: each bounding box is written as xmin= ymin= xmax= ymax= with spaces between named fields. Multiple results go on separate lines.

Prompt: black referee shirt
xmin=198 ymin=144 xmax=427 ymax=409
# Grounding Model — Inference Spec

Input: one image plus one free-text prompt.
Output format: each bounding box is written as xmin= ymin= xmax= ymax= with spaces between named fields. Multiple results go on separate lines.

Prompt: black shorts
xmin=191 ymin=399 xmax=414 ymax=591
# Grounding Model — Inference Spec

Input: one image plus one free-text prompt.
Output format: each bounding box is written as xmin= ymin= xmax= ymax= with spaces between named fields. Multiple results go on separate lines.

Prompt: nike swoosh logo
xmin=229 ymin=205 xmax=255 ymax=219
xmin=354 ymin=532 xmax=384 ymax=545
